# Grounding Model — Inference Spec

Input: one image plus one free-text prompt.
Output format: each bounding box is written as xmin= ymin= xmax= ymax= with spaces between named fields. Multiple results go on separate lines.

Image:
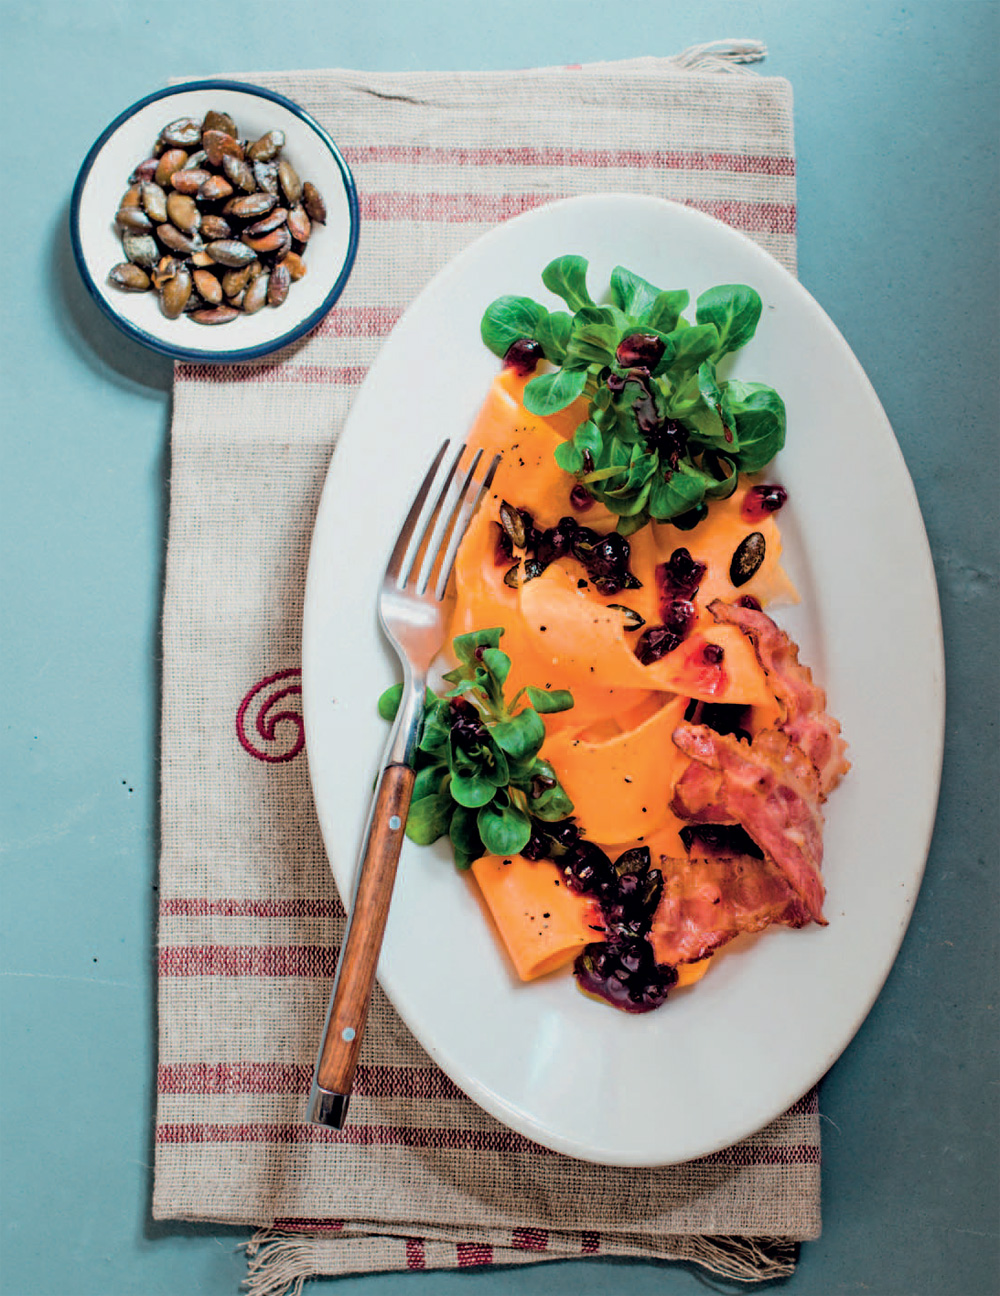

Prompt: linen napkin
xmin=154 ymin=44 xmax=815 ymax=1295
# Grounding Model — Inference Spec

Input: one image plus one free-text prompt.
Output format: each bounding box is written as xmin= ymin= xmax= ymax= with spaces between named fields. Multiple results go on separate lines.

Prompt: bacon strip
xmin=708 ymin=600 xmax=850 ymax=798
xmin=650 ymin=852 xmax=810 ymax=966
xmin=670 ymin=724 xmax=827 ymax=922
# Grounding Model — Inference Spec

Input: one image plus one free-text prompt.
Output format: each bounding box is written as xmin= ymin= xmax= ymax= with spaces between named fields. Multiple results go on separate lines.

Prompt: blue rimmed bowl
xmin=70 ymin=80 xmax=359 ymax=363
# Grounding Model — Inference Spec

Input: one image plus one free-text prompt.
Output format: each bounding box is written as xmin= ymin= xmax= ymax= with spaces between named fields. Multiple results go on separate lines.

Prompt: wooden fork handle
xmin=311 ymin=763 xmax=415 ymax=1120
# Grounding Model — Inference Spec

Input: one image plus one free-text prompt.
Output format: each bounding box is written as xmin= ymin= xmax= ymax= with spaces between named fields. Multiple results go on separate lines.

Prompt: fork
xmin=307 ymin=439 xmax=501 ymax=1129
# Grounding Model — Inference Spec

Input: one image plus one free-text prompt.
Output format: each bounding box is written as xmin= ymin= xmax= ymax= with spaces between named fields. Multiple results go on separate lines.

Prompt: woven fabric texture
xmin=155 ymin=51 xmax=815 ymax=1291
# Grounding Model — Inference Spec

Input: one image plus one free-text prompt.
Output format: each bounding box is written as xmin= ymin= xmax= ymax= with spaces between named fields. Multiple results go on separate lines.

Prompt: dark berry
xmin=635 ymin=625 xmax=682 ymax=664
xmin=615 ymin=332 xmax=665 ymax=370
xmin=741 ymin=483 xmax=788 ymax=523
xmin=448 ymin=697 xmax=486 ymax=749
xmin=657 ymin=548 xmax=707 ymax=604
xmin=503 ymin=338 xmax=543 ymax=376
xmin=663 ymin=597 xmax=695 ymax=637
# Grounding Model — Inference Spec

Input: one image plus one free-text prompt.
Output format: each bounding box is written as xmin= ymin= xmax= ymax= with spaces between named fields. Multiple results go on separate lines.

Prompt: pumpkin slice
xmin=519 ymin=564 xmax=773 ymax=705
xmin=542 ymin=695 xmax=690 ymax=843
xmin=471 ymin=853 xmax=599 ymax=981
xmin=653 ymin=481 xmax=798 ymax=612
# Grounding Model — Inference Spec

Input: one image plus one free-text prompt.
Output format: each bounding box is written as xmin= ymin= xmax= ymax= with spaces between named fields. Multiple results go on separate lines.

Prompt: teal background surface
xmin=2 ymin=2 xmax=997 ymax=1294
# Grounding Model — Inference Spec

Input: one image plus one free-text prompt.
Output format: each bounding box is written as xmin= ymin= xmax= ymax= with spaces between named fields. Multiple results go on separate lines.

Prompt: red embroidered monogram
xmin=235 ymin=669 xmax=304 ymax=764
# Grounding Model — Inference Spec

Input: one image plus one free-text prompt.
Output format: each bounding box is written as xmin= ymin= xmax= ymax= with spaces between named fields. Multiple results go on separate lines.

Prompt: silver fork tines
xmin=432 ymin=451 xmax=500 ymax=601
xmin=389 ymin=442 xmax=499 ymax=600
xmin=413 ymin=445 xmax=483 ymax=596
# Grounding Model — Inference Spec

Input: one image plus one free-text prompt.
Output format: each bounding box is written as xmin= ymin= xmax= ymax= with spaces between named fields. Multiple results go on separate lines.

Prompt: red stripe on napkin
xmin=175 ymin=364 xmax=368 ymax=386
xmin=314 ymin=305 xmax=403 ymax=337
xmin=159 ymin=897 xmax=344 ymax=919
xmin=158 ymin=945 xmax=337 ymax=977
xmin=358 ymin=191 xmax=795 ymax=233
xmin=342 ymin=142 xmax=795 ymax=176
xmin=156 ymin=1122 xmax=550 ymax=1154
xmin=512 ymin=1227 xmax=549 ymax=1252
xmin=156 ymin=1121 xmax=820 ymax=1167
xmin=456 ymin=1243 xmax=494 ymax=1267
xmin=157 ymin=1061 xmax=467 ymax=1101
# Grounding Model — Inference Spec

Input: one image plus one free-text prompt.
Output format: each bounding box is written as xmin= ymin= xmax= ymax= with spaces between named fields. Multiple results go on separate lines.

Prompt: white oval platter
xmin=301 ymin=194 xmax=944 ymax=1166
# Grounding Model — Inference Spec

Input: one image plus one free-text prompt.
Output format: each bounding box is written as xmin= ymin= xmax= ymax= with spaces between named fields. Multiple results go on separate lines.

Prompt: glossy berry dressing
xmin=522 ymin=819 xmax=677 ymax=1012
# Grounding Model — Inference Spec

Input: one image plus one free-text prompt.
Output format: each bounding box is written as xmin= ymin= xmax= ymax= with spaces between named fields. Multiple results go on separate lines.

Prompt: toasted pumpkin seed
xmin=190 ymin=305 xmax=239 ymax=325
xmin=607 ymin=604 xmax=646 ymax=631
xmin=279 ymin=251 xmax=307 ymax=280
xmin=116 ymin=206 xmax=153 ymax=232
xmin=197 ymin=175 xmax=234 ymax=203
xmin=156 ymin=224 xmax=203 ymax=256
xmin=247 ymin=130 xmax=285 ymax=162
xmin=302 ymin=181 xmax=327 ymax=224
xmin=122 ymin=231 xmax=159 ymax=267
xmin=241 ymin=227 xmax=291 ymax=255
xmin=130 ymin=157 xmax=158 ymax=183
xmin=108 ymin=262 xmax=151 ymax=292
xmin=252 ymin=161 xmax=279 ymax=194
xmin=160 ymin=117 xmax=203 ymax=149
xmin=155 ymin=149 xmax=188 ymax=187
xmin=166 ymin=191 xmax=201 ymax=233
xmin=160 ymin=265 xmax=192 ymax=318
xmin=202 ymin=109 xmax=237 ymax=137
xmin=729 ymin=532 xmax=766 ymax=587
xmin=499 ymin=500 xmax=527 ymax=548
xmin=222 ymin=153 xmax=256 ymax=193
xmin=206 ymin=239 xmax=257 ymax=267
xmin=202 ymin=129 xmax=243 ymax=166
xmin=244 ymin=207 xmax=287 ymax=237
xmin=140 ymin=181 xmax=168 ymax=222
xmin=277 ymin=157 xmax=302 ymax=204
xmin=200 ymin=214 xmax=232 ymax=240
xmin=286 ymin=203 xmax=311 ymax=243
xmin=267 ymin=262 xmax=289 ymax=307
xmin=221 ymin=264 xmax=252 ymax=297
xmin=223 ymin=192 xmax=276 ymax=220
xmin=243 ymin=272 xmax=270 ymax=314
xmin=192 ymin=268 xmax=223 ymax=306
xmin=170 ymin=168 xmax=212 ymax=196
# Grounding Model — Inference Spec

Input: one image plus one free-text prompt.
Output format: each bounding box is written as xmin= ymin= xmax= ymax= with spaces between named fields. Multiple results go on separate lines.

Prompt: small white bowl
xmin=70 ymin=80 xmax=359 ymax=363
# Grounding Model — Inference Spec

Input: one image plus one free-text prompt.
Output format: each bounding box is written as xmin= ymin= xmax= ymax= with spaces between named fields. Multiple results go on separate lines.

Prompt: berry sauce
xmin=525 ymin=820 xmax=677 ymax=1013
xmin=496 ymin=509 xmax=641 ymax=596
xmin=635 ymin=548 xmax=707 ymax=664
